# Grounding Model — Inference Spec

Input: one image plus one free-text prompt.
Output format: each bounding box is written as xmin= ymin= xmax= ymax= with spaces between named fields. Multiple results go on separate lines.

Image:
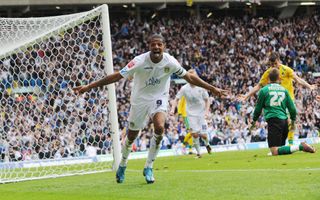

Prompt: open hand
xmin=310 ymin=84 xmax=317 ymax=90
xmin=236 ymin=94 xmax=247 ymax=103
xmin=212 ymin=88 xmax=230 ymax=98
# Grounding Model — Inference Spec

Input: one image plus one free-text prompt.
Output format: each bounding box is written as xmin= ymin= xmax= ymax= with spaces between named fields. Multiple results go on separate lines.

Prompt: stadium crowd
xmin=1 ymin=12 xmax=320 ymax=162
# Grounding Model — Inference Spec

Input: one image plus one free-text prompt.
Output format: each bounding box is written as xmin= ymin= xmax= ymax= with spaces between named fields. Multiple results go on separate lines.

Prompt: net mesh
xmin=0 ymin=6 xmax=115 ymax=183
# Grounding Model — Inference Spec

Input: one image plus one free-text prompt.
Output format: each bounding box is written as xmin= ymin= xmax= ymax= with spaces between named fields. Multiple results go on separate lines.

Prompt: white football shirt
xmin=176 ymin=83 xmax=209 ymax=117
xmin=120 ymin=52 xmax=187 ymax=105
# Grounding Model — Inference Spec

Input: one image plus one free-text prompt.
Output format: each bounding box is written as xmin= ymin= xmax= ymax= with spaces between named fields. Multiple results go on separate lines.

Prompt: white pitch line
xmin=127 ymin=168 xmax=320 ymax=173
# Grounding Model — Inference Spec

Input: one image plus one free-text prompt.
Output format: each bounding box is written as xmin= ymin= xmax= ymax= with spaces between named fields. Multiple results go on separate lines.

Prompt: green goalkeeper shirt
xmin=253 ymin=83 xmax=297 ymax=122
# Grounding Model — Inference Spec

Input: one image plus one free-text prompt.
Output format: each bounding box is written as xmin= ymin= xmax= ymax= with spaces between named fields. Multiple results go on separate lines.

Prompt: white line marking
xmin=127 ymin=168 xmax=320 ymax=173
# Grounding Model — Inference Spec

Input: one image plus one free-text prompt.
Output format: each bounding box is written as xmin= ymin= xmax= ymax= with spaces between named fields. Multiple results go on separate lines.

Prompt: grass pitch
xmin=1 ymin=144 xmax=319 ymax=200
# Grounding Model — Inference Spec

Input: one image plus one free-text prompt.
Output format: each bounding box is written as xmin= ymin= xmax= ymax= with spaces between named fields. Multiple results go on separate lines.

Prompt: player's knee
xmin=192 ymin=133 xmax=199 ymax=138
xmin=127 ymin=130 xmax=139 ymax=142
xmin=154 ymin=125 xmax=165 ymax=135
xmin=270 ymin=147 xmax=279 ymax=156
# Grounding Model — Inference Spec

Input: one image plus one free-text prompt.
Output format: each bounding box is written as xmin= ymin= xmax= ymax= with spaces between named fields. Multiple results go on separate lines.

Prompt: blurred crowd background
xmin=0 ymin=9 xmax=320 ymax=162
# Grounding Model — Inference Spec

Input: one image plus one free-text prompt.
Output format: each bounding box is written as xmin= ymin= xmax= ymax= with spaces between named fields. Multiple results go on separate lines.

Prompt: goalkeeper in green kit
xmin=251 ymin=68 xmax=316 ymax=156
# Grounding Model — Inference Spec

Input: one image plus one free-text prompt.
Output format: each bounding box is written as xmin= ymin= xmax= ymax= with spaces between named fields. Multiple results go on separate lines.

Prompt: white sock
xmin=290 ymin=145 xmax=299 ymax=153
xmin=119 ymin=139 xmax=133 ymax=167
xmin=145 ymin=134 xmax=162 ymax=168
xmin=193 ymin=136 xmax=201 ymax=155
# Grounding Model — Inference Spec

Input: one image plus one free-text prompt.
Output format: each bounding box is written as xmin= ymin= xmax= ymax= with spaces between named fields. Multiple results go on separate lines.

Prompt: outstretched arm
xmin=237 ymin=84 xmax=261 ymax=103
xmin=73 ymin=72 xmax=123 ymax=95
xmin=293 ymin=73 xmax=317 ymax=90
xmin=182 ymin=72 xmax=229 ymax=98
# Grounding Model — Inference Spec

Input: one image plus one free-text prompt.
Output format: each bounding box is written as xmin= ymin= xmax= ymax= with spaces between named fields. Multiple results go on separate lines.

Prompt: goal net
xmin=0 ymin=4 xmax=121 ymax=183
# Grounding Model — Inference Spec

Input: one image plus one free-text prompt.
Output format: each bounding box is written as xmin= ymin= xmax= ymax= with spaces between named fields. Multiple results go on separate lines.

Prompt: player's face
xmin=269 ymin=59 xmax=280 ymax=69
xmin=149 ymin=38 xmax=165 ymax=63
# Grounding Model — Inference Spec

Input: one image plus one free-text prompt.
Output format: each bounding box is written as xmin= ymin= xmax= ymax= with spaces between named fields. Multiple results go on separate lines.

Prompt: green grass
xmin=1 ymin=144 xmax=320 ymax=200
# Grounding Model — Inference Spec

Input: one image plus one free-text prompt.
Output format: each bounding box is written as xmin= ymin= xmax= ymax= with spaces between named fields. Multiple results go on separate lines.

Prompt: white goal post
xmin=0 ymin=4 xmax=121 ymax=183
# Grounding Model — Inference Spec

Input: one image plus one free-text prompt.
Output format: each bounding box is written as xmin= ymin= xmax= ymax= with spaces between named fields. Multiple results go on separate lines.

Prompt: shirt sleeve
xmin=170 ymin=57 xmax=187 ymax=77
xmin=259 ymin=70 xmax=270 ymax=87
xmin=119 ymin=56 xmax=142 ymax=79
xmin=202 ymin=89 xmax=209 ymax=100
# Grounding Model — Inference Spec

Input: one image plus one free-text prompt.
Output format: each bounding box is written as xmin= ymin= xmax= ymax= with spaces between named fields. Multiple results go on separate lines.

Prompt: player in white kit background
xmin=73 ymin=34 xmax=229 ymax=184
xmin=170 ymin=69 xmax=212 ymax=158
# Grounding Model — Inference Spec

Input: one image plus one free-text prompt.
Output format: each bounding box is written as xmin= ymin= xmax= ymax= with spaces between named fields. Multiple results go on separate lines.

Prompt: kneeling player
xmin=251 ymin=68 xmax=316 ymax=156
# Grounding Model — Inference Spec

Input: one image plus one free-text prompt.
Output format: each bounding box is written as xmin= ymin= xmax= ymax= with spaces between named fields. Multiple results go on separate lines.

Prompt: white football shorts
xmin=128 ymin=98 xmax=168 ymax=130
xmin=188 ymin=115 xmax=208 ymax=134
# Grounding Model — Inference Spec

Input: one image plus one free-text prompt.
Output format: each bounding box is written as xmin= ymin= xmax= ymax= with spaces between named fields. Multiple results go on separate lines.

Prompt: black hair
xmin=148 ymin=34 xmax=165 ymax=43
xmin=269 ymin=52 xmax=279 ymax=63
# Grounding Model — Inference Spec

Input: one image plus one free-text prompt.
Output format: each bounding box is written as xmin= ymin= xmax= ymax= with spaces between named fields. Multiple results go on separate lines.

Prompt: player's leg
xmin=183 ymin=131 xmax=193 ymax=154
xmin=116 ymin=129 xmax=139 ymax=183
xmin=285 ymin=106 xmax=315 ymax=151
xmin=272 ymin=143 xmax=316 ymax=155
xmin=183 ymin=116 xmax=193 ymax=154
xmin=286 ymin=107 xmax=296 ymax=145
xmin=299 ymin=142 xmax=316 ymax=153
xmin=188 ymin=116 xmax=202 ymax=157
xmin=145 ymin=112 xmax=165 ymax=169
xmin=184 ymin=132 xmax=192 ymax=144
xmin=201 ymin=134 xmax=211 ymax=154
xmin=144 ymin=111 xmax=166 ymax=184
xmin=287 ymin=119 xmax=294 ymax=145
xmin=268 ymin=118 xmax=289 ymax=156
xmin=268 ymin=119 xmax=316 ymax=155
xmin=191 ymin=132 xmax=201 ymax=158
xmin=116 ymin=104 xmax=148 ymax=183
xmin=200 ymin=120 xmax=211 ymax=154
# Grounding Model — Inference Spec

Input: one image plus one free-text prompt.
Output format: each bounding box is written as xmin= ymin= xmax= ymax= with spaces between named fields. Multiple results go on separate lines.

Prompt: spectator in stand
xmin=0 ymin=13 xmax=319 ymax=163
